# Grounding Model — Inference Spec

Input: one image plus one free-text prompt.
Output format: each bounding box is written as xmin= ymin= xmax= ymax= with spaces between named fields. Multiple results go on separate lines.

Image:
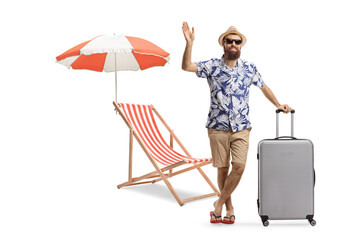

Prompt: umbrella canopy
xmin=56 ymin=35 xmax=170 ymax=101
xmin=56 ymin=35 xmax=170 ymax=72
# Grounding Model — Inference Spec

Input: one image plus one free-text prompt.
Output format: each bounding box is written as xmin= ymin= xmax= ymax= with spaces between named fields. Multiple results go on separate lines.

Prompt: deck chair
xmin=113 ymin=102 xmax=219 ymax=206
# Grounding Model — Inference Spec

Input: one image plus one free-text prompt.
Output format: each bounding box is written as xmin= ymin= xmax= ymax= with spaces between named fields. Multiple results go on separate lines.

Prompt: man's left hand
xmin=278 ymin=104 xmax=292 ymax=114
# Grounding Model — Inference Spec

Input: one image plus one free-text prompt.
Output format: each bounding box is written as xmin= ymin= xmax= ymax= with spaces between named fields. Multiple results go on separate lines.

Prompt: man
xmin=181 ymin=22 xmax=292 ymax=224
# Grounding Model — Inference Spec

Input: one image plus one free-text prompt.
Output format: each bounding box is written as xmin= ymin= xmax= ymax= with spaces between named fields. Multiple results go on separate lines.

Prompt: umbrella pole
xmin=114 ymin=52 xmax=118 ymax=103
xmin=115 ymin=70 xmax=118 ymax=103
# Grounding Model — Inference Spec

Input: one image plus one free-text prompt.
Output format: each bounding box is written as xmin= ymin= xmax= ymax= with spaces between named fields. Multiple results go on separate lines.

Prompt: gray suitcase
xmin=257 ymin=109 xmax=316 ymax=226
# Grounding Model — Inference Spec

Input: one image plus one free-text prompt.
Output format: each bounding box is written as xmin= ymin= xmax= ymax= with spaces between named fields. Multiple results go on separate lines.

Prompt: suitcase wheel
xmin=262 ymin=220 xmax=269 ymax=227
xmin=260 ymin=216 xmax=269 ymax=227
xmin=306 ymin=215 xmax=316 ymax=226
xmin=309 ymin=219 xmax=316 ymax=226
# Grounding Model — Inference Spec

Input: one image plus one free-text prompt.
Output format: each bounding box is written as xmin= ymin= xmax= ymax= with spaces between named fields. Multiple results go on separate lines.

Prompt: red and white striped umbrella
xmin=56 ymin=35 xmax=170 ymax=101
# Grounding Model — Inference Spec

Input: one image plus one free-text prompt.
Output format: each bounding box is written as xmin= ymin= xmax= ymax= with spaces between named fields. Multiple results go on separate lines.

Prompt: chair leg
xmin=117 ymin=169 xmax=159 ymax=188
xmin=151 ymin=162 xmax=220 ymax=197
xmin=182 ymin=192 xmax=219 ymax=204
xmin=164 ymin=162 xmax=219 ymax=195
xmin=149 ymin=162 xmax=220 ymax=205
xmin=117 ymin=180 xmax=155 ymax=188
xmin=195 ymin=164 xmax=220 ymax=195
xmin=156 ymin=167 xmax=184 ymax=206
xmin=118 ymin=163 xmax=218 ymax=206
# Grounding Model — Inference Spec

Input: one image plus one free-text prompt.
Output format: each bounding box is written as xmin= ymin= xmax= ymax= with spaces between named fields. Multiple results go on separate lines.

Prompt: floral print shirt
xmin=196 ymin=56 xmax=265 ymax=132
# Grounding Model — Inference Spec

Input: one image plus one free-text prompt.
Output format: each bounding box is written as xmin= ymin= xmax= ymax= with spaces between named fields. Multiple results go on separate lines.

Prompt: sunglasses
xmin=224 ymin=38 xmax=242 ymax=45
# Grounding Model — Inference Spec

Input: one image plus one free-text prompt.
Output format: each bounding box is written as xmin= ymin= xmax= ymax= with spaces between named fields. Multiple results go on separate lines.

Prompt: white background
xmin=1 ymin=0 xmax=359 ymax=239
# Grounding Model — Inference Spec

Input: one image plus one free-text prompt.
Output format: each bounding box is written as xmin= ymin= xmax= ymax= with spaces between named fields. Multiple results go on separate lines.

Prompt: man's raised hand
xmin=182 ymin=22 xmax=195 ymax=44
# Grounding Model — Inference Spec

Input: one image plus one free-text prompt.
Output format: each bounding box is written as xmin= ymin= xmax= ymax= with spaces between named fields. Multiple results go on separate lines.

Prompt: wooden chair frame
xmin=113 ymin=102 xmax=219 ymax=206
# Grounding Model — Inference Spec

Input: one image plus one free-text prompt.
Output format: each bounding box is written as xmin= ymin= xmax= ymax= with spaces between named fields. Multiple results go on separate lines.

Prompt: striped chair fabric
xmin=119 ymin=103 xmax=212 ymax=166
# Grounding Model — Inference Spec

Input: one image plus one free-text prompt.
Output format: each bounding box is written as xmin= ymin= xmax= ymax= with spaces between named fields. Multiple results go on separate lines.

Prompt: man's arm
xmin=260 ymin=84 xmax=292 ymax=113
xmin=181 ymin=22 xmax=198 ymax=73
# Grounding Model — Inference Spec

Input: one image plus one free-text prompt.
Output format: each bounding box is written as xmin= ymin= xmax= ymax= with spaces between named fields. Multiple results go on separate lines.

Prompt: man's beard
xmin=224 ymin=47 xmax=240 ymax=60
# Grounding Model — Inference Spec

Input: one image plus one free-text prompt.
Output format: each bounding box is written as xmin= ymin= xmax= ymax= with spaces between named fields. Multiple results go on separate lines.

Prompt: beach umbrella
xmin=56 ymin=35 xmax=170 ymax=102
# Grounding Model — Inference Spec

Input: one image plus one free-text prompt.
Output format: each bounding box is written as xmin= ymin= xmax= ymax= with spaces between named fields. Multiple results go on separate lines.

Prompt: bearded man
xmin=181 ymin=22 xmax=292 ymax=224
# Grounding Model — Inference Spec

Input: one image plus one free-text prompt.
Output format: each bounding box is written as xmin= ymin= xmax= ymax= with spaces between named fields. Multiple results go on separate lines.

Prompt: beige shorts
xmin=208 ymin=128 xmax=251 ymax=168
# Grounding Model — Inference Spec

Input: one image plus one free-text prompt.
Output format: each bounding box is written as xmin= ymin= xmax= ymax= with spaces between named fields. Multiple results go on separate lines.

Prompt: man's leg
xmin=211 ymin=167 xmax=228 ymax=222
xmin=208 ymin=128 xmax=231 ymax=222
xmin=215 ymin=166 xmax=234 ymax=215
xmin=211 ymin=128 xmax=250 ymax=222
xmin=213 ymin=162 xmax=246 ymax=218
xmin=219 ymin=128 xmax=250 ymax=220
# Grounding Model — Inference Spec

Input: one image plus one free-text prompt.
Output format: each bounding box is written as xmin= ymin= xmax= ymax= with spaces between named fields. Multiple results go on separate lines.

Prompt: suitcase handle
xmin=276 ymin=109 xmax=295 ymax=138
xmin=276 ymin=109 xmax=295 ymax=113
xmin=274 ymin=136 xmax=297 ymax=140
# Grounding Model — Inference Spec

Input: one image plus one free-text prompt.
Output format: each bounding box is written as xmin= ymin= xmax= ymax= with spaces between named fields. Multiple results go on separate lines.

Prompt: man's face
xmin=223 ymin=34 xmax=242 ymax=60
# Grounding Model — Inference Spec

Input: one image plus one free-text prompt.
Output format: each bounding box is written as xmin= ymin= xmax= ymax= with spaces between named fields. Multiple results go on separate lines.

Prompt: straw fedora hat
xmin=218 ymin=26 xmax=247 ymax=47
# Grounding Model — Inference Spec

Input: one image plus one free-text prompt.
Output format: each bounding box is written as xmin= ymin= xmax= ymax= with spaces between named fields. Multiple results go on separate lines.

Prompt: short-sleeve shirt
xmin=196 ymin=56 xmax=265 ymax=132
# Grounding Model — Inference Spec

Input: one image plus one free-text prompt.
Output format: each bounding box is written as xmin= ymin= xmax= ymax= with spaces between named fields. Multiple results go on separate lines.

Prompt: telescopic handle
xmin=276 ymin=109 xmax=295 ymax=113
xmin=276 ymin=109 xmax=295 ymax=138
